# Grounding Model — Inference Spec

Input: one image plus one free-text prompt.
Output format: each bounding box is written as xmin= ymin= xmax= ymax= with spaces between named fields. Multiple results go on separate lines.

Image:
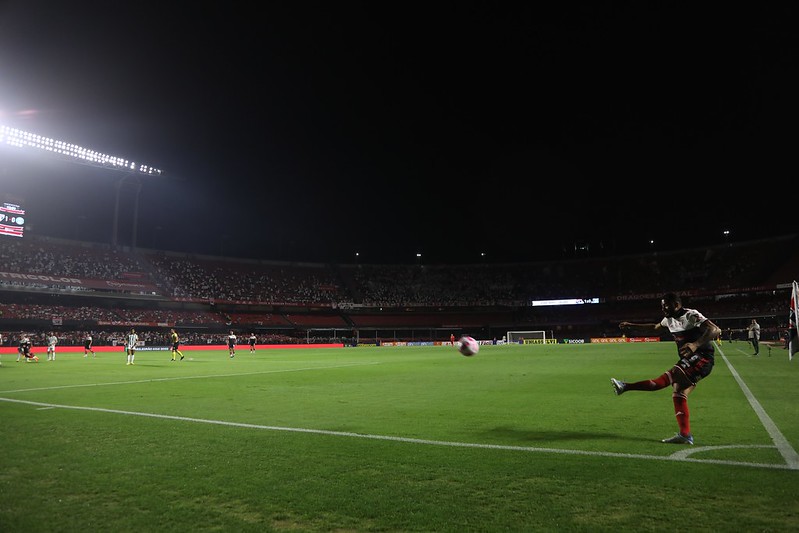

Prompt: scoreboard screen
xmin=0 ymin=202 xmax=25 ymax=238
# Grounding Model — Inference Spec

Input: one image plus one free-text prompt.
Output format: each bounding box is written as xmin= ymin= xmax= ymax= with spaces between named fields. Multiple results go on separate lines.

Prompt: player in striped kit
xmin=126 ymin=328 xmax=139 ymax=365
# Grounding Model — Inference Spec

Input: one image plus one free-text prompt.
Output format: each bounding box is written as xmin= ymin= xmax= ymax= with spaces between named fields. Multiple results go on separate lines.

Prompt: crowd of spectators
xmin=0 ymin=237 xmax=145 ymax=280
xmin=144 ymin=252 xmax=342 ymax=304
xmin=0 ymin=303 xmax=225 ymax=325
xmin=1 ymin=234 xmax=797 ymax=307
xmin=2 ymin=233 xmax=798 ymax=344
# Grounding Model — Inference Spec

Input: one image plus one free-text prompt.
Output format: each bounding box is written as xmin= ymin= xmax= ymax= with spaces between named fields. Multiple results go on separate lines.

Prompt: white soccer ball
xmin=458 ymin=336 xmax=479 ymax=356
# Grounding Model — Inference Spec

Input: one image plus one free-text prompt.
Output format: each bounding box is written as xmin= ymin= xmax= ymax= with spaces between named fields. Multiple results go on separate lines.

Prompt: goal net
xmin=506 ymin=330 xmax=554 ymax=344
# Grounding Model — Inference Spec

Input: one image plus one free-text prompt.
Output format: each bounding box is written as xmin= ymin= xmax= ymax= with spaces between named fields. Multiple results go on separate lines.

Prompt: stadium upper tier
xmin=0 ymin=233 xmax=796 ymax=307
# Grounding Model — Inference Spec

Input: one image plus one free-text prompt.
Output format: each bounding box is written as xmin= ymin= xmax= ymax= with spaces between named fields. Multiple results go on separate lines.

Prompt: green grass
xmin=1 ymin=342 xmax=798 ymax=532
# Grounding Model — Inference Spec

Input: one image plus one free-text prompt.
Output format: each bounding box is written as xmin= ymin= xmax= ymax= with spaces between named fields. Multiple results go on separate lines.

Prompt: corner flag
xmin=790 ymin=280 xmax=799 ymax=362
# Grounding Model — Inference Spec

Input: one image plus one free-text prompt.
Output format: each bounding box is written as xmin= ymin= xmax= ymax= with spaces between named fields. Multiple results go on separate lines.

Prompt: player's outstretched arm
xmin=619 ymin=321 xmax=659 ymax=332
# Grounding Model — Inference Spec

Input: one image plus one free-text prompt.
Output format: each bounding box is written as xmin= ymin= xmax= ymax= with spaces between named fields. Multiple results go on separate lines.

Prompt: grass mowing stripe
xmin=3 ymin=343 xmax=797 ymax=531
xmin=0 ymin=360 xmax=380 ymax=394
xmin=0 ymin=395 xmax=792 ymax=471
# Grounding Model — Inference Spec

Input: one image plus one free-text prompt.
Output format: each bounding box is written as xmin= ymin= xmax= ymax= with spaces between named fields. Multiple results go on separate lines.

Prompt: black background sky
xmin=0 ymin=2 xmax=795 ymax=264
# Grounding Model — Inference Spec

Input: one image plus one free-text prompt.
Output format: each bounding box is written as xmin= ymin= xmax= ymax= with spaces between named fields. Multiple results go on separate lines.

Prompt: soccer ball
xmin=458 ymin=336 xmax=479 ymax=356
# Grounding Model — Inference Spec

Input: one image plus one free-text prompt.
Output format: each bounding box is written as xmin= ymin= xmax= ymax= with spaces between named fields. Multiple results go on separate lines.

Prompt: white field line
xmin=0 ymin=395 xmax=794 ymax=470
xmin=2 ymin=353 xmax=797 ymax=471
xmin=714 ymin=341 xmax=799 ymax=469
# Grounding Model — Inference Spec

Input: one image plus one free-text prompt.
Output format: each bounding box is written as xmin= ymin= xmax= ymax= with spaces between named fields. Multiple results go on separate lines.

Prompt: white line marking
xmin=670 ymin=444 xmax=776 ymax=460
xmin=715 ymin=342 xmax=799 ymax=469
xmin=4 ymin=351 xmax=796 ymax=471
xmin=0 ymin=396 xmax=794 ymax=471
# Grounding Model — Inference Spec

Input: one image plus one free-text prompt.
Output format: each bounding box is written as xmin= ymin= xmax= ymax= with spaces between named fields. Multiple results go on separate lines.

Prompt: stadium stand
xmin=1 ymin=233 xmax=796 ymax=346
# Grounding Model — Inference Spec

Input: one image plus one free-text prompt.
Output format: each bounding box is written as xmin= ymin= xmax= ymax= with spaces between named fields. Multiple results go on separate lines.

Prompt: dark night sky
xmin=0 ymin=2 xmax=795 ymax=264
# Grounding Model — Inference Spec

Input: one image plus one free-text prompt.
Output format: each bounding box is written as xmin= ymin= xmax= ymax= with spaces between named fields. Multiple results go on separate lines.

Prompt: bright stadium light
xmin=0 ymin=124 xmax=163 ymax=176
xmin=1 ymin=123 xmax=164 ymax=248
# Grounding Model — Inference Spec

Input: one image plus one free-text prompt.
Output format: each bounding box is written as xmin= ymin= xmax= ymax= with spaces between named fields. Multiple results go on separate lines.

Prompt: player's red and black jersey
xmin=662 ymin=307 xmax=714 ymax=359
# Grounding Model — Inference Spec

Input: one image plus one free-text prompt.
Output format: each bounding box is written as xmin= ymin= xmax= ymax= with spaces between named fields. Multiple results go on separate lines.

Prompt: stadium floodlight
xmin=0 ymin=124 xmax=163 ymax=176
xmin=1 ymin=123 xmax=164 ymax=248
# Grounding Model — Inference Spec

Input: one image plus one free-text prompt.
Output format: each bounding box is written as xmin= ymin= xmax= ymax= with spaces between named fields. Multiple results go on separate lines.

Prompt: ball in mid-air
xmin=458 ymin=336 xmax=479 ymax=356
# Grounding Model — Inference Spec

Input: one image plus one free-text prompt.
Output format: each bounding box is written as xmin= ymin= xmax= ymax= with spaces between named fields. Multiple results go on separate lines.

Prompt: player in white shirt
xmin=47 ymin=332 xmax=58 ymax=361
xmin=126 ymin=328 xmax=139 ymax=365
xmin=613 ymin=292 xmax=721 ymax=446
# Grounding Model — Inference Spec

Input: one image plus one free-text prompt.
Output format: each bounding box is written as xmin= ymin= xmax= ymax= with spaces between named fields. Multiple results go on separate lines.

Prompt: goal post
xmin=506 ymin=330 xmax=555 ymax=344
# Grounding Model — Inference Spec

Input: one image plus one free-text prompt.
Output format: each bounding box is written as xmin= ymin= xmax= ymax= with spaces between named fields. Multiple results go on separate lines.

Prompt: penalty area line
xmin=0 ymin=396 xmax=794 ymax=471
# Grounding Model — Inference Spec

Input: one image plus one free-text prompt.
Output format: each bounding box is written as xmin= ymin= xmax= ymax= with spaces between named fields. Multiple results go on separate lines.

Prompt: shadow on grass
xmin=486 ymin=426 xmax=655 ymax=443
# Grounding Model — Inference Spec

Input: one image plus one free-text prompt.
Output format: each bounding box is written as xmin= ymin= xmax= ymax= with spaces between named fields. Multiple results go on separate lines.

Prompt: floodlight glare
xmin=0 ymin=124 xmax=163 ymax=176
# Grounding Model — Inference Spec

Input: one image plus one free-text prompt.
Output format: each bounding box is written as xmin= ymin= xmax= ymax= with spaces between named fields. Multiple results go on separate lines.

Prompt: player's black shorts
xmin=172 ymin=342 xmax=180 ymax=350
xmin=671 ymin=353 xmax=714 ymax=386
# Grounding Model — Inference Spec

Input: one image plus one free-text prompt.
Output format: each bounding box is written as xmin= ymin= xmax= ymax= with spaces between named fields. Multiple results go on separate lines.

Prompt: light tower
xmin=0 ymin=124 xmax=164 ymax=248
xmin=111 ymin=172 xmax=143 ymax=248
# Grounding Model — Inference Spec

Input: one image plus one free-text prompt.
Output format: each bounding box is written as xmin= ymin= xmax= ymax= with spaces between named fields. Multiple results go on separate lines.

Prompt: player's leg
xmin=611 ymin=371 xmax=672 ymax=395
xmin=662 ymin=383 xmax=694 ymax=444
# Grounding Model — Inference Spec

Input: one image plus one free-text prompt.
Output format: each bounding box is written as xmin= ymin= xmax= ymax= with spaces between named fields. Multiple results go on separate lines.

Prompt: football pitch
xmin=2 ymin=342 xmax=797 ymax=532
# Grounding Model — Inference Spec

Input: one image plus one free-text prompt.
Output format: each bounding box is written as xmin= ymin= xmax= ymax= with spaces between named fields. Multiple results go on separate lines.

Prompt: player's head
xmin=661 ymin=292 xmax=682 ymax=318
